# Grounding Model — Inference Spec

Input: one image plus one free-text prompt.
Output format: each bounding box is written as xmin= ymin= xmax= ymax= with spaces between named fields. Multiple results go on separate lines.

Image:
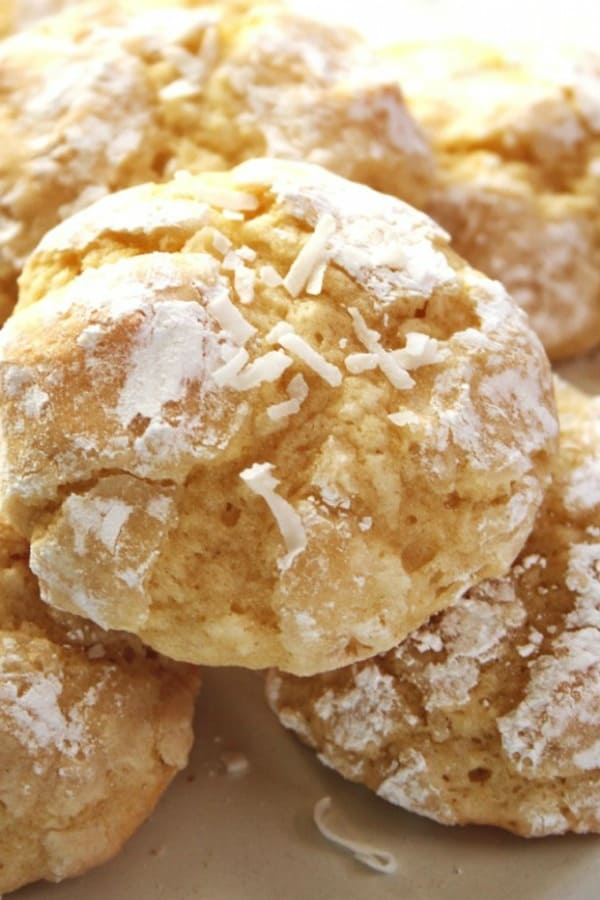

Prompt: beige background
xmin=10 ymin=1 xmax=600 ymax=897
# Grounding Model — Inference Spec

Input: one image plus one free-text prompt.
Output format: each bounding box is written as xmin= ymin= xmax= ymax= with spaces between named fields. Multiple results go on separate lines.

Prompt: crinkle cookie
xmin=385 ymin=40 xmax=600 ymax=361
xmin=0 ymin=159 xmax=557 ymax=675
xmin=0 ymin=0 xmax=432 ymax=323
xmin=0 ymin=518 xmax=199 ymax=894
xmin=267 ymin=380 xmax=600 ymax=837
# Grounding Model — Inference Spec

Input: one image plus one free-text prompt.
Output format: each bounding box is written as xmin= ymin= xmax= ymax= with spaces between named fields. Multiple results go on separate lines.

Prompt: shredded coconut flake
xmin=266 ymin=322 xmax=341 ymax=387
xmin=240 ymin=462 xmax=306 ymax=571
xmin=206 ymin=291 xmax=256 ymax=345
xmin=216 ymin=350 xmax=293 ymax=391
xmin=233 ymin=263 xmax=256 ymax=305
xmin=267 ymin=374 xmax=309 ymax=421
xmin=211 ymin=347 xmax=249 ymax=387
xmin=306 ymin=259 xmax=328 ymax=296
xmin=347 ymin=308 xmax=414 ymax=390
xmin=259 ymin=265 xmax=283 ymax=287
xmin=388 ymin=409 xmax=421 ymax=427
xmin=313 ymin=796 xmax=397 ymax=875
xmin=392 ymin=332 xmax=446 ymax=370
xmin=344 ymin=353 xmax=378 ymax=374
xmin=212 ymin=231 xmax=232 ymax=255
xmin=283 ymin=214 xmax=336 ymax=297
xmin=238 ymin=245 xmax=257 ymax=262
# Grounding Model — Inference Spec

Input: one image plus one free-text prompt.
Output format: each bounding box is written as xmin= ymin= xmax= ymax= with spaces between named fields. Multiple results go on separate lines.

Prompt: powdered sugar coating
xmin=268 ymin=381 xmax=600 ymax=834
xmin=0 ymin=160 xmax=556 ymax=674
xmin=0 ymin=517 xmax=199 ymax=894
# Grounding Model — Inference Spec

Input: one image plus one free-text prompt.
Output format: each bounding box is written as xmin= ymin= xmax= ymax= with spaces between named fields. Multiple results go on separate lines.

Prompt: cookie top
xmin=0 ymin=0 xmax=432 ymax=323
xmin=386 ymin=40 xmax=600 ymax=360
xmin=0 ymin=516 xmax=199 ymax=894
xmin=267 ymin=379 xmax=600 ymax=836
xmin=0 ymin=159 xmax=557 ymax=675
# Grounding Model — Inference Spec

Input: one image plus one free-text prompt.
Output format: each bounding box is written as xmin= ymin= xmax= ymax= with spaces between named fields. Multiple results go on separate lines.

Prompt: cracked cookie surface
xmin=386 ymin=40 xmax=600 ymax=361
xmin=0 ymin=0 xmax=432 ymax=322
xmin=0 ymin=159 xmax=557 ymax=674
xmin=0 ymin=516 xmax=199 ymax=894
xmin=267 ymin=380 xmax=600 ymax=836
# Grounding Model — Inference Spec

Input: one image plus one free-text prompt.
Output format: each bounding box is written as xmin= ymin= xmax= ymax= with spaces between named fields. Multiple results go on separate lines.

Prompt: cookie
xmin=0 ymin=158 xmax=557 ymax=675
xmin=0 ymin=518 xmax=199 ymax=894
xmin=267 ymin=380 xmax=600 ymax=837
xmin=0 ymin=0 xmax=433 ymax=323
xmin=385 ymin=40 xmax=600 ymax=361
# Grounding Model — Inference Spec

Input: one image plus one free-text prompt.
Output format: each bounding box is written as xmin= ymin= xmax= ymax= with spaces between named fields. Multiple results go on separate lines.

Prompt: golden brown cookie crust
xmin=0 ymin=518 xmax=199 ymax=894
xmin=267 ymin=380 xmax=600 ymax=837
xmin=386 ymin=40 xmax=600 ymax=361
xmin=0 ymin=159 xmax=557 ymax=674
xmin=0 ymin=0 xmax=432 ymax=323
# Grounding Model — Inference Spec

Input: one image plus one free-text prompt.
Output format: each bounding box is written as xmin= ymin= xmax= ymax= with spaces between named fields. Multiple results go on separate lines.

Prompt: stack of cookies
xmin=0 ymin=0 xmax=597 ymax=894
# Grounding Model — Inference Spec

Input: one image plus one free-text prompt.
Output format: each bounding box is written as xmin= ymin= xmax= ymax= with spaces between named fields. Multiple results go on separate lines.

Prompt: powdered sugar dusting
xmin=115 ymin=293 xmax=229 ymax=428
xmin=0 ymin=252 xmax=255 ymax=500
xmin=565 ymin=542 xmax=600 ymax=628
xmin=234 ymin=158 xmax=455 ymax=302
xmin=565 ymin=459 xmax=600 ymax=514
xmin=0 ymin=644 xmax=95 ymax=758
xmin=313 ymin=664 xmax=404 ymax=752
xmin=498 ymin=626 xmax=600 ymax=777
xmin=397 ymin=582 xmax=526 ymax=711
xmin=38 ymin=190 xmax=211 ymax=253
xmin=68 ymin=496 xmax=132 ymax=556
xmin=30 ymin=477 xmax=178 ymax=631
xmin=377 ymin=749 xmax=450 ymax=819
xmin=221 ymin=10 xmax=431 ymax=182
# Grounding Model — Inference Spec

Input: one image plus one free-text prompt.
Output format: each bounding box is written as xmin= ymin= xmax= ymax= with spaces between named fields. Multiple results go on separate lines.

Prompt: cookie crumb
xmin=220 ymin=750 xmax=249 ymax=776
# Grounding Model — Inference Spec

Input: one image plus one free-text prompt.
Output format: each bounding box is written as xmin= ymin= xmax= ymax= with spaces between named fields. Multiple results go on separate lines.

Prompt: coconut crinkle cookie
xmin=0 ymin=0 xmax=433 ymax=322
xmin=267 ymin=380 xmax=600 ymax=837
xmin=0 ymin=159 xmax=557 ymax=675
xmin=0 ymin=517 xmax=199 ymax=894
xmin=386 ymin=40 xmax=600 ymax=361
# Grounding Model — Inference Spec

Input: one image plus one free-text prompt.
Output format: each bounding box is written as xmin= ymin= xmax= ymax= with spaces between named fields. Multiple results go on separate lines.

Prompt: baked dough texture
xmin=0 ymin=0 xmax=433 ymax=324
xmin=386 ymin=40 xmax=600 ymax=361
xmin=267 ymin=380 xmax=600 ymax=837
xmin=0 ymin=518 xmax=199 ymax=894
xmin=0 ymin=0 xmax=75 ymax=35
xmin=0 ymin=159 xmax=558 ymax=674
